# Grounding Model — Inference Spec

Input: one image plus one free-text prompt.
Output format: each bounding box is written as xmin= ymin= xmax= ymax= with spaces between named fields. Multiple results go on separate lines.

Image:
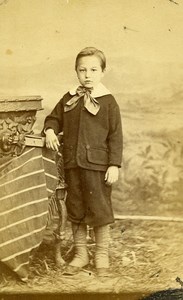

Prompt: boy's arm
xmin=43 ymin=99 xmax=64 ymax=135
xmin=105 ymin=99 xmax=122 ymax=184
xmin=107 ymin=98 xmax=123 ymax=168
xmin=42 ymin=98 xmax=64 ymax=151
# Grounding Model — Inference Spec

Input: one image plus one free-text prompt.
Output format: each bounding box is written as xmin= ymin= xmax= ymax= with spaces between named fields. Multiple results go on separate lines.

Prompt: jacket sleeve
xmin=107 ymin=97 xmax=123 ymax=167
xmin=43 ymin=98 xmax=64 ymax=135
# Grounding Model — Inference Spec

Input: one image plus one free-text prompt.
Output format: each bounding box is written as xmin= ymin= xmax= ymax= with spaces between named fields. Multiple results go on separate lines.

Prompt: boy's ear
xmin=101 ymin=69 xmax=106 ymax=77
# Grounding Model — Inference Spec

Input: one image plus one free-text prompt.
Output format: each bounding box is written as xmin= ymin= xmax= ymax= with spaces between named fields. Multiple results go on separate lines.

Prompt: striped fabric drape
xmin=0 ymin=147 xmax=58 ymax=281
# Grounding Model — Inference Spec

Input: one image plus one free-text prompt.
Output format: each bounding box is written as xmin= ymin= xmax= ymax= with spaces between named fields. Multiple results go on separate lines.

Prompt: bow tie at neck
xmin=64 ymin=86 xmax=100 ymax=115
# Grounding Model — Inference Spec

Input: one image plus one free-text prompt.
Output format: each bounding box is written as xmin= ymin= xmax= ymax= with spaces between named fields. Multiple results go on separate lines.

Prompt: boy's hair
xmin=75 ymin=47 xmax=106 ymax=71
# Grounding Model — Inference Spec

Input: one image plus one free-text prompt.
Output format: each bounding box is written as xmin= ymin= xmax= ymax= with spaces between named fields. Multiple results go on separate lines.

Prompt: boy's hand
xmin=45 ymin=128 xmax=60 ymax=151
xmin=105 ymin=166 xmax=119 ymax=185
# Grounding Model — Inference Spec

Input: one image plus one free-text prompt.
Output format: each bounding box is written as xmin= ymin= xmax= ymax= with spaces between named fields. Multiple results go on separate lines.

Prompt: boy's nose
xmin=85 ymin=71 xmax=91 ymax=78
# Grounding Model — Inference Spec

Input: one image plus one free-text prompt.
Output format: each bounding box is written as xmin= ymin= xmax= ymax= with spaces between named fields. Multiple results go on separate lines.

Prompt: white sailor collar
xmin=69 ymin=83 xmax=111 ymax=97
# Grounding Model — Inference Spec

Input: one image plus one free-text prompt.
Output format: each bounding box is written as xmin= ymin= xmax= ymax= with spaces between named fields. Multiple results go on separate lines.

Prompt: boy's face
xmin=76 ymin=55 xmax=105 ymax=89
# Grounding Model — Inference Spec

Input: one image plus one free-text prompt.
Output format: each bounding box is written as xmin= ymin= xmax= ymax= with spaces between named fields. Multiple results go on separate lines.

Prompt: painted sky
xmin=1 ymin=0 xmax=183 ymax=68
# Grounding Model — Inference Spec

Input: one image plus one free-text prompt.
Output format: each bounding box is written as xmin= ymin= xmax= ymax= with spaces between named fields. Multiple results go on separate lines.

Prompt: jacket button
xmin=86 ymin=145 xmax=90 ymax=149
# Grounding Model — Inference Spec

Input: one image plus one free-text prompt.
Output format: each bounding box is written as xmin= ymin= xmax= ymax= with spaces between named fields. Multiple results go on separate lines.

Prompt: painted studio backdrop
xmin=0 ymin=0 xmax=183 ymax=295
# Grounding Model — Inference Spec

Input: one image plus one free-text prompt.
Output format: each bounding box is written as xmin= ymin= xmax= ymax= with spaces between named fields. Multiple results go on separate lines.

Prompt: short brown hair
xmin=75 ymin=47 xmax=106 ymax=71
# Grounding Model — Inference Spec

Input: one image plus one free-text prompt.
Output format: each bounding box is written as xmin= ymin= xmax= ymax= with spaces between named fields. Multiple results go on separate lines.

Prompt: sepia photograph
xmin=0 ymin=1 xmax=183 ymax=299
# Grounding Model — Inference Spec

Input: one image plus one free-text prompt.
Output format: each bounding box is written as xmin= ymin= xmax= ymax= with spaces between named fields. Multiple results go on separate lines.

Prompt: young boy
xmin=43 ymin=47 xmax=123 ymax=276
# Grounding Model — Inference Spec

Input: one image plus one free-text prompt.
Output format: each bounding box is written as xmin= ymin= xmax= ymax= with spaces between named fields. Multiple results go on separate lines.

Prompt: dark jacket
xmin=43 ymin=92 xmax=123 ymax=171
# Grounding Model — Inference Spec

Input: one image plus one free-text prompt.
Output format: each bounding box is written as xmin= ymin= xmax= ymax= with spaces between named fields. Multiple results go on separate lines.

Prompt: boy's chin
xmin=82 ymin=83 xmax=98 ymax=89
xmin=84 ymin=84 xmax=93 ymax=88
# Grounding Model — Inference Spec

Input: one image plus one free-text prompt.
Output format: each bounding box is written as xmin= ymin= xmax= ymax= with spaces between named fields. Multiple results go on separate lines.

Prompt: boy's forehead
xmin=77 ymin=55 xmax=101 ymax=67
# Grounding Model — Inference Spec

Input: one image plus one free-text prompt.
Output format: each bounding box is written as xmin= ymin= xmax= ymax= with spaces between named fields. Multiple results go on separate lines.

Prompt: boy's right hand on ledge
xmin=45 ymin=128 xmax=60 ymax=151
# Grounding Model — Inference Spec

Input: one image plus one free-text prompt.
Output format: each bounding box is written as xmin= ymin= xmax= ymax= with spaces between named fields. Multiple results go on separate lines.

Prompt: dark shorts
xmin=65 ymin=167 xmax=114 ymax=227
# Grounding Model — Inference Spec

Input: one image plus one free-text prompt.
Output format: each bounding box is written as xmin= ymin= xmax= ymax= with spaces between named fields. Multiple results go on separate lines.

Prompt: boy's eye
xmin=79 ymin=69 xmax=85 ymax=72
xmin=91 ymin=69 xmax=97 ymax=72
